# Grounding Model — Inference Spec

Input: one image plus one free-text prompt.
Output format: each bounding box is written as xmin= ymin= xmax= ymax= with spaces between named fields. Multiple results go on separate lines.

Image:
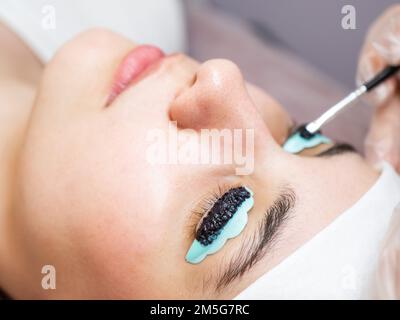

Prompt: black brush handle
xmin=364 ymin=65 xmax=400 ymax=91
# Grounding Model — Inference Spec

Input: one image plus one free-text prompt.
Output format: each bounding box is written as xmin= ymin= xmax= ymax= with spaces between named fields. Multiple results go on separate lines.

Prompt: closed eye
xmin=212 ymin=187 xmax=296 ymax=292
xmin=189 ymin=185 xmax=252 ymax=246
xmin=317 ymin=143 xmax=356 ymax=157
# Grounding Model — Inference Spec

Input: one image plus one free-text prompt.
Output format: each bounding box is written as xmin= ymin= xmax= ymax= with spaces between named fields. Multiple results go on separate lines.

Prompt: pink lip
xmin=107 ymin=45 xmax=165 ymax=105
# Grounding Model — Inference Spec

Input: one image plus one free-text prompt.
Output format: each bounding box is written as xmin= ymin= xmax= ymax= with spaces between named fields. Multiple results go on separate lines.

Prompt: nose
xmin=169 ymin=59 xmax=264 ymax=130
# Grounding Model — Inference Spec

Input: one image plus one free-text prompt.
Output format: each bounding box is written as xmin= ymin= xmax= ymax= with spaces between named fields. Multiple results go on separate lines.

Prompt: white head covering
xmin=0 ymin=0 xmax=185 ymax=62
xmin=235 ymin=162 xmax=400 ymax=299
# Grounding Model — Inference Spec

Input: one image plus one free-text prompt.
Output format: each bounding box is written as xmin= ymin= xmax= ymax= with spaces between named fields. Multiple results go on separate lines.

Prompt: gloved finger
xmin=357 ymin=5 xmax=400 ymax=106
xmin=364 ymin=96 xmax=400 ymax=173
xmin=372 ymin=16 xmax=400 ymax=65
xmin=356 ymin=47 xmax=397 ymax=106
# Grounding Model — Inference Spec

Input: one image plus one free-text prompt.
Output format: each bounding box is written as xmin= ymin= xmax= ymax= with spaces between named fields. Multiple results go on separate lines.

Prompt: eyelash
xmin=189 ymin=184 xmax=242 ymax=238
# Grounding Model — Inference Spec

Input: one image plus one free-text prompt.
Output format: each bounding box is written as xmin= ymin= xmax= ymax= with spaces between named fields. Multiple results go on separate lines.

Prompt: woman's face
xmin=11 ymin=29 xmax=374 ymax=299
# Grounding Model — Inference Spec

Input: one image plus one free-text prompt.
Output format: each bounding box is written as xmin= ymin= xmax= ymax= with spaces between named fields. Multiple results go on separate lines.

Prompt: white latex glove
xmin=357 ymin=5 xmax=400 ymax=173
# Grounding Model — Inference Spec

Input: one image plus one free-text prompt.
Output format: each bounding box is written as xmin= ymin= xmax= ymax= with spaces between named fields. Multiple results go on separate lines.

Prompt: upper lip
xmin=107 ymin=44 xmax=165 ymax=106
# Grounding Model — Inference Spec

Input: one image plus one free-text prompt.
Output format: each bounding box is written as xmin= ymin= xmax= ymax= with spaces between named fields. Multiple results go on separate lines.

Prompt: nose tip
xmin=169 ymin=59 xmax=257 ymax=130
xmin=196 ymin=59 xmax=245 ymax=92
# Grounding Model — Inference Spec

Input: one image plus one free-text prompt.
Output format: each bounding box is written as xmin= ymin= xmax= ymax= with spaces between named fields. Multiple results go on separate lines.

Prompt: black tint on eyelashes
xmin=196 ymin=187 xmax=251 ymax=246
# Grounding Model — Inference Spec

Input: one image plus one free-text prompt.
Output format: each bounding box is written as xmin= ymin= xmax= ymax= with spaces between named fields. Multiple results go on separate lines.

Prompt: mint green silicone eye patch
xmin=185 ymin=187 xmax=254 ymax=264
xmin=283 ymin=131 xmax=331 ymax=154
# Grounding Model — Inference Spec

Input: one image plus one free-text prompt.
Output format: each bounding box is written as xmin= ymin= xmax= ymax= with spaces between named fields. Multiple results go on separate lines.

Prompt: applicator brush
xmin=300 ymin=65 xmax=400 ymax=138
xmin=284 ymin=65 xmax=400 ymax=154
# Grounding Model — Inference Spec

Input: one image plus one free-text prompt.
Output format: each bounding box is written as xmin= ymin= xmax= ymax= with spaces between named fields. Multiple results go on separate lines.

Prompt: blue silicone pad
xmin=185 ymin=187 xmax=254 ymax=264
xmin=283 ymin=131 xmax=331 ymax=154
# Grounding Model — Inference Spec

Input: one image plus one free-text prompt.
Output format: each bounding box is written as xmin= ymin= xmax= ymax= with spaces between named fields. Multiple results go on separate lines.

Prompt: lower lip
xmin=107 ymin=45 xmax=165 ymax=105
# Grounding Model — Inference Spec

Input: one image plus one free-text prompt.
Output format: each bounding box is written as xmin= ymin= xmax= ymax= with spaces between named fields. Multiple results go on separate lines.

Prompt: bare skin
xmin=0 ymin=25 xmax=378 ymax=299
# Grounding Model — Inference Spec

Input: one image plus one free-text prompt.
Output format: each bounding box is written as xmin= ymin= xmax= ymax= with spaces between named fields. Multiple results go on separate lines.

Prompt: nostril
xmin=169 ymin=74 xmax=198 ymax=126
xmin=172 ymin=71 xmax=198 ymax=101
xmin=190 ymin=73 xmax=197 ymax=87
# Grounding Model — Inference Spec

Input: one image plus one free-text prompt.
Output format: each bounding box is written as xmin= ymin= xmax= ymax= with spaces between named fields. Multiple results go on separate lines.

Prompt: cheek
xmin=246 ymin=84 xmax=292 ymax=144
xmin=19 ymin=123 xmax=165 ymax=249
xmin=15 ymin=118 xmax=175 ymax=296
xmin=68 ymin=205 xmax=165 ymax=297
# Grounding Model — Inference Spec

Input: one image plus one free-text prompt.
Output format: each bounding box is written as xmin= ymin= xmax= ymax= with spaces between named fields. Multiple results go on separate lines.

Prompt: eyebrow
xmin=203 ymin=143 xmax=353 ymax=291
xmin=213 ymin=188 xmax=296 ymax=291
xmin=317 ymin=142 xmax=357 ymax=157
